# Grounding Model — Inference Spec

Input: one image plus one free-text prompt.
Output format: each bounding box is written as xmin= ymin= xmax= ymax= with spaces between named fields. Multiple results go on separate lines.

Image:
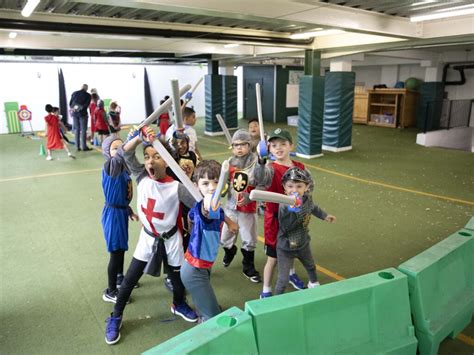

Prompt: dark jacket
xmin=69 ymin=89 xmax=91 ymax=116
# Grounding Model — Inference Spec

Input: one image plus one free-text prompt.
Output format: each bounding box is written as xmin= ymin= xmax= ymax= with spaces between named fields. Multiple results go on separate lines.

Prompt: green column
xmin=204 ymin=74 xmax=223 ymax=135
xmin=304 ymin=50 xmax=321 ymax=76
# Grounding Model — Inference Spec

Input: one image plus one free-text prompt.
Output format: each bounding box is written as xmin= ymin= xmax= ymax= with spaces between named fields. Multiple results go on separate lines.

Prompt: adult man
xmin=69 ymin=84 xmax=92 ymax=151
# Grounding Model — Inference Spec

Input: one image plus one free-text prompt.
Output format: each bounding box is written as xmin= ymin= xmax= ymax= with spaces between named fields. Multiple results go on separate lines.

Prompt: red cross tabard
xmin=141 ymin=198 xmax=164 ymax=236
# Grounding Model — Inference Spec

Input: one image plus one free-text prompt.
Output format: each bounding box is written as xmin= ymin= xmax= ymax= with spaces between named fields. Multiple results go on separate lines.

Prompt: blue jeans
xmin=72 ymin=114 xmax=88 ymax=150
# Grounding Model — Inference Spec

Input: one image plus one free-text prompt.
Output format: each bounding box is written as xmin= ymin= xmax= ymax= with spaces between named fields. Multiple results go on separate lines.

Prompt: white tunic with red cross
xmin=133 ymin=176 xmax=184 ymax=266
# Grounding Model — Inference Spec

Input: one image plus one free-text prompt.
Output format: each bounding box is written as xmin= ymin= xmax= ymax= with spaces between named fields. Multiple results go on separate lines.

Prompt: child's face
xmin=110 ymin=139 xmax=123 ymax=158
xmin=184 ymin=113 xmax=196 ymax=126
xmin=232 ymin=141 xmax=250 ymax=158
xmin=248 ymin=121 xmax=259 ymax=138
xmin=196 ymin=174 xmax=219 ymax=196
xmin=269 ymin=138 xmax=293 ymax=161
xmin=175 ymin=138 xmax=189 ymax=156
xmin=284 ymin=180 xmax=309 ymax=197
xmin=144 ymin=146 xmax=168 ymax=180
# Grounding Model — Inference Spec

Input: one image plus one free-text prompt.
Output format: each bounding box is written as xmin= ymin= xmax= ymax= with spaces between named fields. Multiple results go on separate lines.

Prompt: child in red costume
xmin=94 ymin=100 xmax=110 ymax=144
xmin=44 ymin=104 xmax=75 ymax=161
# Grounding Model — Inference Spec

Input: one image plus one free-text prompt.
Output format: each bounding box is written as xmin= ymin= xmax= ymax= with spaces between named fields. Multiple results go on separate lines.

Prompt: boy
xmin=248 ymin=118 xmax=260 ymax=153
xmin=253 ymin=128 xmax=307 ymax=298
xmin=181 ymin=160 xmax=239 ymax=322
xmin=104 ymin=127 xmax=198 ymax=345
xmin=221 ymin=129 xmax=261 ymax=283
xmin=100 ymin=136 xmax=138 ymax=303
xmin=166 ymin=106 xmax=202 ymax=160
xmin=275 ymin=167 xmax=336 ymax=295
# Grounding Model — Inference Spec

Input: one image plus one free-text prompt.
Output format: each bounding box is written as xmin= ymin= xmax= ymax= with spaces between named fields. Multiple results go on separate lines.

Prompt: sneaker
xmin=223 ymin=245 xmax=237 ymax=267
xmin=243 ymin=270 xmax=262 ymax=283
xmin=46 ymin=156 xmax=52 ymax=161
xmin=102 ymin=288 xmax=119 ymax=303
xmin=259 ymin=291 xmax=272 ymax=299
xmin=171 ymin=302 xmax=198 ymax=322
xmin=102 ymin=288 xmax=131 ymax=304
xmin=105 ymin=314 xmax=122 ymax=345
xmin=116 ymin=275 xmax=139 ymax=289
xmin=164 ymin=277 xmax=173 ymax=293
xmin=82 ymin=147 xmax=93 ymax=151
xmin=308 ymin=281 xmax=321 ymax=288
xmin=68 ymin=153 xmax=76 ymax=159
xmin=289 ymin=273 xmax=305 ymax=290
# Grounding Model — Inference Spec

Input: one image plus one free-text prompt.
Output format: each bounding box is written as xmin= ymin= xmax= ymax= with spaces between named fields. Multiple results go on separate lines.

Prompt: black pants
xmin=107 ymin=250 xmax=125 ymax=291
xmin=113 ymin=257 xmax=186 ymax=317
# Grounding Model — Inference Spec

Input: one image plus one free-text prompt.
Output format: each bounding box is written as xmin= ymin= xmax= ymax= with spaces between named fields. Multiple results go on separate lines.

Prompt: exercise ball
xmin=405 ymin=77 xmax=422 ymax=91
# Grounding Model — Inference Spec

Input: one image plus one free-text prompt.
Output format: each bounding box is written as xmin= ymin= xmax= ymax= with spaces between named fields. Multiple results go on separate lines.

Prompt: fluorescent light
xmin=223 ymin=43 xmax=240 ymax=48
xmin=290 ymin=29 xmax=344 ymax=40
xmin=21 ymin=0 xmax=40 ymax=17
xmin=9 ymin=32 xmax=17 ymax=39
xmin=411 ymin=1 xmax=436 ymax=7
xmin=410 ymin=6 xmax=474 ymax=22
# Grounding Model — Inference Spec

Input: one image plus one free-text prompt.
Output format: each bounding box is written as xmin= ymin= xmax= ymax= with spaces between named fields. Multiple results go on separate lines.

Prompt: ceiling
xmin=0 ymin=0 xmax=473 ymax=66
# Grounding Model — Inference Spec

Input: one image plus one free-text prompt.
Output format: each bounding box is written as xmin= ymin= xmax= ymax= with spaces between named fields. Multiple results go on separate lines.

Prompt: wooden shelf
xmin=367 ymin=89 xmax=419 ymax=128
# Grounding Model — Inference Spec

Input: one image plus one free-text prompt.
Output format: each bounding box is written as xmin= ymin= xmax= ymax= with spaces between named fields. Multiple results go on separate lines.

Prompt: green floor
xmin=1 ymin=120 xmax=473 ymax=354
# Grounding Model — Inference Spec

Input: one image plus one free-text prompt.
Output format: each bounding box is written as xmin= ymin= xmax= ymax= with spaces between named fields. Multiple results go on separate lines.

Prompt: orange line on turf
xmin=456 ymin=333 xmax=474 ymax=346
xmin=304 ymin=162 xmax=474 ymax=206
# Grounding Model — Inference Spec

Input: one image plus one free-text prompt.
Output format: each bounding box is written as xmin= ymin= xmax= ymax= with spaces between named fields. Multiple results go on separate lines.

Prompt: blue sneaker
xmin=105 ymin=314 xmax=122 ymax=345
xmin=171 ymin=302 xmax=198 ymax=322
xmin=289 ymin=273 xmax=305 ymax=290
xmin=259 ymin=291 xmax=272 ymax=299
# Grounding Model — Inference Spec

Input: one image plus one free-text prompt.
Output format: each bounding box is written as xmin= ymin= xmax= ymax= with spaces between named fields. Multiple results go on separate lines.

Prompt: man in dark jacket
xmin=69 ymin=84 xmax=92 ymax=151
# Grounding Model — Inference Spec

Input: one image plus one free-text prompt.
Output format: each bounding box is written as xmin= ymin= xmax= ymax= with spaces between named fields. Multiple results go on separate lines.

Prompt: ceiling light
xmin=224 ymin=43 xmax=240 ymax=48
xmin=290 ymin=29 xmax=344 ymax=40
xmin=411 ymin=1 xmax=436 ymax=6
xmin=410 ymin=6 xmax=474 ymax=22
xmin=21 ymin=0 xmax=40 ymax=17
xmin=9 ymin=32 xmax=18 ymax=39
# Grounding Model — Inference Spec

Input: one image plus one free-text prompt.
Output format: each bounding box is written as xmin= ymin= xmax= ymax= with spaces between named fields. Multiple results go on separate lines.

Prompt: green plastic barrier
xmin=398 ymin=229 xmax=473 ymax=355
xmin=465 ymin=217 xmax=474 ymax=230
xmin=245 ymin=268 xmax=417 ymax=355
xmin=143 ymin=307 xmax=258 ymax=355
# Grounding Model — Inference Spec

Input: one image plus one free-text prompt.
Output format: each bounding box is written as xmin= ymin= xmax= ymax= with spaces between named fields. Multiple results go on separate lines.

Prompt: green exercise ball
xmin=405 ymin=77 xmax=422 ymax=91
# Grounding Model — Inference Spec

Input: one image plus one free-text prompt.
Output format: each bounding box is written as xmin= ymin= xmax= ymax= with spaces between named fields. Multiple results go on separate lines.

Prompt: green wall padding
xmin=296 ymin=75 xmax=324 ymax=157
xmin=222 ymin=75 xmax=238 ymax=129
xmin=142 ymin=307 xmax=258 ymax=355
xmin=398 ymin=229 xmax=473 ymax=355
xmin=322 ymin=71 xmax=355 ymax=149
xmin=205 ymin=74 xmax=223 ymax=133
xmin=4 ymin=102 xmax=21 ymax=134
xmin=245 ymin=268 xmax=417 ymax=355
xmin=417 ymin=82 xmax=445 ymax=131
xmin=275 ymin=66 xmax=301 ymax=123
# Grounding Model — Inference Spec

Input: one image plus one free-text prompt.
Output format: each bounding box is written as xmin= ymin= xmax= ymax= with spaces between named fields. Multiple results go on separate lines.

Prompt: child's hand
xmin=226 ymin=219 xmax=239 ymax=234
xmin=236 ymin=192 xmax=250 ymax=207
xmin=325 ymin=215 xmax=336 ymax=223
xmin=130 ymin=212 xmax=139 ymax=221
xmin=127 ymin=126 xmax=140 ymax=142
xmin=140 ymin=126 xmax=156 ymax=143
xmin=202 ymin=193 xmax=213 ymax=217
xmin=185 ymin=92 xmax=193 ymax=102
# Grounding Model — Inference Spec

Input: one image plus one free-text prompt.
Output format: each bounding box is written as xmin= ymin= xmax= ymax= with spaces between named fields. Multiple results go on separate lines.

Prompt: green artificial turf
xmin=0 ymin=120 xmax=472 ymax=354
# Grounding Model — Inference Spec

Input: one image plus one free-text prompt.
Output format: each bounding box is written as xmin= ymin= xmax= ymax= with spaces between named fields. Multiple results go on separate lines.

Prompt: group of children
xmin=99 ymin=107 xmax=336 ymax=345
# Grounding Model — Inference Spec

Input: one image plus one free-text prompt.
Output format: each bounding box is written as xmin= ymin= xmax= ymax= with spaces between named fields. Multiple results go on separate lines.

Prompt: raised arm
xmin=121 ymin=136 xmax=147 ymax=182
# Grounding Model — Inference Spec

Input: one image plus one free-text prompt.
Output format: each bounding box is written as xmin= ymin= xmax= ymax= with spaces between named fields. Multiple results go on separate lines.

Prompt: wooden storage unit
xmin=367 ymin=89 xmax=419 ymax=128
xmin=353 ymin=92 xmax=369 ymax=124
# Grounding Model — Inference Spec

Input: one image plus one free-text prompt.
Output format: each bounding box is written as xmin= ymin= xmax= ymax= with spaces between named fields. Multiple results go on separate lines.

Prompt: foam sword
xmin=208 ymin=159 xmax=230 ymax=219
xmin=215 ymin=114 xmax=233 ymax=146
xmin=255 ymin=83 xmax=268 ymax=158
xmin=249 ymin=190 xmax=302 ymax=212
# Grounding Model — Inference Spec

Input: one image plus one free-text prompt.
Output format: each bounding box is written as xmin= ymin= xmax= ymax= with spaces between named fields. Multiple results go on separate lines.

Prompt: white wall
xmin=352 ymin=66 xmax=382 ymax=89
xmin=0 ymin=62 xmax=214 ymax=134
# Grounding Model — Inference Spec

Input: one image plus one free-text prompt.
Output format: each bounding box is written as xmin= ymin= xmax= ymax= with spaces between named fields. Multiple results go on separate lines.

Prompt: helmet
xmin=281 ymin=167 xmax=312 ymax=185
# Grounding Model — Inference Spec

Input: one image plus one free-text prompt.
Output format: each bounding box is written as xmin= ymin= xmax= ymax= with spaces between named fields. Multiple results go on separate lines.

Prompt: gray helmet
xmin=231 ymin=129 xmax=251 ymax=144
xmin=282 ymin=167 xmax=313 ymax=186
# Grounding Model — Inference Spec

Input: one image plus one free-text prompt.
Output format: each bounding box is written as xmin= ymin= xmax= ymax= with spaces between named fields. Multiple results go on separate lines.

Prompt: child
xmin=89 ymin=92 xmax=100 ymax=144
xmin=166 ymin=107 xmax=202 ymax=160
xmin=248 ymin=118 xmax=261 ymax=153
xmin=253 ymin=128 xmax=307 ymax=298
xmin=105 ymin=127 xmax=198 ymax=345
xmin=94 ymin=100 xmax=110 ymax=144
xmin=44 ymin=105 xmax=75 ymax=161
xmin=274 ymin=167 xmax=336 ymax=295
xmin=169 ymin=131 xmax=198 ymax=180
xmin=108 ymin=101 xmax=121 ymax=135
xmin=181 ymin=160 xmax=239 ymax=322
xmin=101 ymin=136 xmax=138 ymax=303
xmin=220 ymin=129 xmax=261 ymax=283
xmin=158 ymin=95 xmax=170 ymax=136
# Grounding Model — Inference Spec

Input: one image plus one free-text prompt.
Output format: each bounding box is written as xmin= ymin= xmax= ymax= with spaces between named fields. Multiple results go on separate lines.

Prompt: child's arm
xmin=178 ymin=184 xmax=199 ymax=209
xmin=224 ymin=215 xmax=238 ymax=234
xmin=310 ymin=201 xmax=336 ymax=223
xmin=253 ymin=158 xmax=274 ymax=189
xmin=121 ymin=135 xmax=147 ymax=182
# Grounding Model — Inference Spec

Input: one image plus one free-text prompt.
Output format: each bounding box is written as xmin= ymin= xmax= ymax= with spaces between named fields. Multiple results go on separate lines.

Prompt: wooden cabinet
xmin=367 ymin=89 xmax=419 ymax=128
xmin=353 ymin=92 xmax=369 ymax=124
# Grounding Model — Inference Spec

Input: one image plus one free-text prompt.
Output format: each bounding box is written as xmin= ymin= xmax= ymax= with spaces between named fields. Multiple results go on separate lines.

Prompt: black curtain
xmin=58 ymin=68 xmax=71 ymax=129
xmin=144 ymin=68 xmax=154 ymax=118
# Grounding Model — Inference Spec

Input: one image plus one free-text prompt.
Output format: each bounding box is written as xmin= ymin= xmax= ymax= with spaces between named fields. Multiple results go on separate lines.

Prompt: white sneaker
xmin=46 ymin=156 xmax=52 ymax=161
xmin=308 ymin=281 xmax=320 ymax=288
xmin=68 ymin=153 xmax=76 ymax=159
